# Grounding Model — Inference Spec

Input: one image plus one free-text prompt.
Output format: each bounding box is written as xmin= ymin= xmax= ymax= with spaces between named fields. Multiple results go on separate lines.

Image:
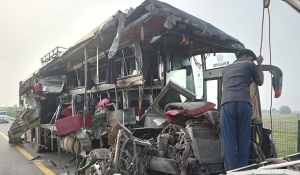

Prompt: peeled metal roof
xmin=23 ymin=0 xmax=246 ymax=83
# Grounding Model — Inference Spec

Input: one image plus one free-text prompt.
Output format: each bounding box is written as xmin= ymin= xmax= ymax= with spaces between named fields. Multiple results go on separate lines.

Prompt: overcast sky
xmin=0 ymin=0 xmax=299 ymax=111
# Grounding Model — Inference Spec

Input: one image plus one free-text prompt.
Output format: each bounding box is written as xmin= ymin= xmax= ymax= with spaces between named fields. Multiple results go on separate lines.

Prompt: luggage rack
xmin=40 ymin=46 xmax=67 ymax=65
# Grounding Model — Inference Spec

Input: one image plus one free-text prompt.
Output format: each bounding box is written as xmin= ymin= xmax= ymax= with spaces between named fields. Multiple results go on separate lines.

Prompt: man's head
xmin=236 ymin=49 xmax=257 ymax=61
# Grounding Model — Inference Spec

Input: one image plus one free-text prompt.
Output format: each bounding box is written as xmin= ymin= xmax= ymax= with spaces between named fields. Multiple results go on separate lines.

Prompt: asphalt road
xmin=0 ymin=121 xmax=77 ymax=175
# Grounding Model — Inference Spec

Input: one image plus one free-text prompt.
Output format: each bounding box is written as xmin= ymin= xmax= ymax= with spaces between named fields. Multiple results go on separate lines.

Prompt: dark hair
xmin=237 ymin=49 xmax=257 ymax=60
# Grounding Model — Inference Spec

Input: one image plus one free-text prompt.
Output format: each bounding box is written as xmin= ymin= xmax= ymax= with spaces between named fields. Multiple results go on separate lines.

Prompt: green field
xmin=262 ymin=114 xmax=300 ymax=123
xmin=261 ymin=114 xmax=299 ymax=157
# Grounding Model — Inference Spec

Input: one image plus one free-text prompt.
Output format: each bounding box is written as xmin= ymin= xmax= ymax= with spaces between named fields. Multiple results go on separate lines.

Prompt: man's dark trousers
xmin=220 ymin=101 xmax=252 ymax=171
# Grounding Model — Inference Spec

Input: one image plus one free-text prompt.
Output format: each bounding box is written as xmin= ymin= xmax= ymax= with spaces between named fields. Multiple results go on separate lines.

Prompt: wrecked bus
xmin=8 ymin=0 xmax=284 ymax=174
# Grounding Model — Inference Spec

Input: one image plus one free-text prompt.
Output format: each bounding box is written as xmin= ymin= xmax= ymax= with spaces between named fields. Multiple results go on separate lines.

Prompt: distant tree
xmin=279 ymin=105 xmax=292 ymax=115
xmin=271 ymin=108 xmax=279 ymax=114
xmin=261 ymin=109 xmax=270 ymax=115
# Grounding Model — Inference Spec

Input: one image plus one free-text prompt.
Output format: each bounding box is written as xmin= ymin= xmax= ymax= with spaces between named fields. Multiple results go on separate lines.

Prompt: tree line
xmin=262 ymin=105 xmax=294 ymax=115
xmin=0 ymin=105 xmax=19 ymax=117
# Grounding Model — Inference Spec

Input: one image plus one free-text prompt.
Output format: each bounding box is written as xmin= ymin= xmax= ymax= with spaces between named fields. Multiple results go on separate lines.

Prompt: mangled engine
xmin=149 ymin=102 xmax=222 ymax=175
xmin=82 ymin=102 xmax=223 ymax=175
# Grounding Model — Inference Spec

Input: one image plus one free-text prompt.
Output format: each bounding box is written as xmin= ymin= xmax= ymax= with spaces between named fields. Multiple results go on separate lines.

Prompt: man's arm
xmin=253 ymin=56 xmax=264 ymax=86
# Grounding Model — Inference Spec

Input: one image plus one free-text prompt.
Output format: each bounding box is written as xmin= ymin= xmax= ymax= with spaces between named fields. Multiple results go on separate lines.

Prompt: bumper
xmin=0 ymin=118 xmax=8 ymax=122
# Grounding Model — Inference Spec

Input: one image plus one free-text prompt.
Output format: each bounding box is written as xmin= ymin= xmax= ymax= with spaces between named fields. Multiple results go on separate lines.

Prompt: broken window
xmin=115 ymin=56 xmax=136 ymax=78
xmin=165 ymin=51 xmax=199 ymax=100
xmin=114 ymin=46 xmax=137 ymax=78
xmin=67 ymin=69 xmax=84 ymax=89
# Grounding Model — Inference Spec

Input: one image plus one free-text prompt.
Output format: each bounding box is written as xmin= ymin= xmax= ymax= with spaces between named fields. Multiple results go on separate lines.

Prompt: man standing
xmin=220 ymin=49 xmax=264 ymax=172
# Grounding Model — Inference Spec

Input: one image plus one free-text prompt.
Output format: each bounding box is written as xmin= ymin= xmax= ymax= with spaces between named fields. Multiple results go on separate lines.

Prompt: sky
xmin=0 ymin=0 xmax=299 ymax=110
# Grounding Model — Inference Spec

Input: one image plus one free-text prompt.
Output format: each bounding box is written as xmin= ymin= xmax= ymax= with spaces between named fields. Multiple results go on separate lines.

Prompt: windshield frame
xmin=0 ymin=111 xmax=7 ymax=115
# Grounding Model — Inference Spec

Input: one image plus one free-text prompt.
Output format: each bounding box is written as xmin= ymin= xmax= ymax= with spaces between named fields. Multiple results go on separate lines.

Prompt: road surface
xmin=0 ymin=120 xmax=77 ymax=175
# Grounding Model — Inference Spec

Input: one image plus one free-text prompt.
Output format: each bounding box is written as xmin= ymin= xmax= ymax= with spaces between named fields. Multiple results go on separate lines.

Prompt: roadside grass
xmin=262 ymin=114 xmax=300 ymax=123
xmin=261 ymin=114 xmax=299 ymax=157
